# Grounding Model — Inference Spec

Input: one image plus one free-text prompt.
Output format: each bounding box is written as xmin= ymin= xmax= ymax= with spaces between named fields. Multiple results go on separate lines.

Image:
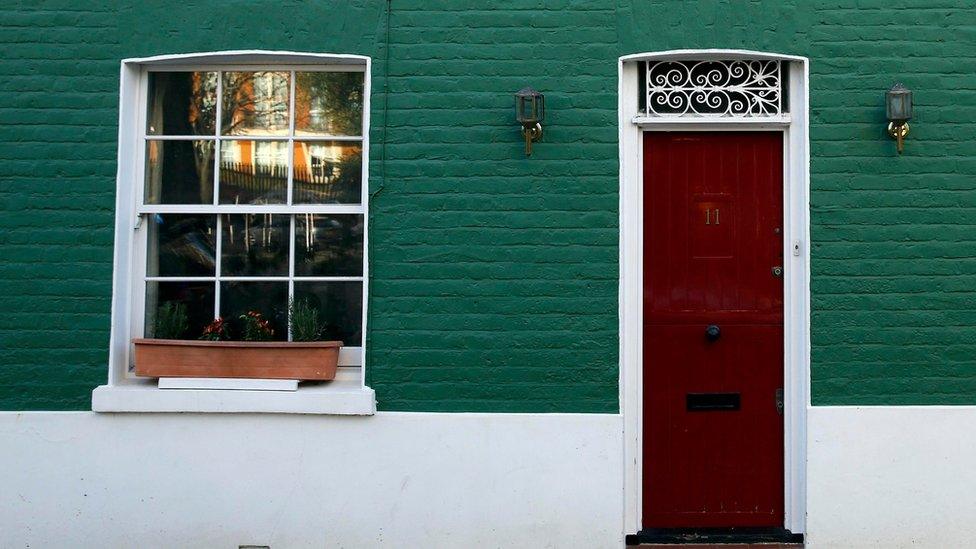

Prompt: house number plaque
xmin=692 ymin=196 xmax=732 ymax=259
xmin=705 ymin=208 xmax=720 ymax=225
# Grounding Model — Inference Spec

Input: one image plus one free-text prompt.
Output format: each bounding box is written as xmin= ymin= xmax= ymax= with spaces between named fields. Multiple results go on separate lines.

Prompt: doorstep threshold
xmin=626 ymin=527 xmax=803 ymax=546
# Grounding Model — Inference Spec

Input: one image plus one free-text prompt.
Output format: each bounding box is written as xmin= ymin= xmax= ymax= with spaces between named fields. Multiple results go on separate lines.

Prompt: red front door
xmin=642 ymin=132 xmax=784 ymax=528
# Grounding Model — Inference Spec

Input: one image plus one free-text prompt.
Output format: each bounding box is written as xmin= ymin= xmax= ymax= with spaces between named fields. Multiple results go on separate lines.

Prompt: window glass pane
xmin=147 ymin=72 xmax=217 ymax=135
xmin=218 ymin=140 xmax=287 ymax=204
xmin=221 ymin=214 xmax=289 ymax=276
xmin=294 ymin=281 xmax=363 ymax=346
xmin=220 ymin=281 xmax=288 ymax=341
xmin=293 ymin=141 xmax=362 ymax=204
xmin=145 ymin=281 xmax=215 ymax=339
xmin=144 ymin=140 xmax=215 ymax=204
xmin=295 ymin=72 xmax=364 ymax=136
xmin=295 ymin=214 xmax=363 ymax=276
xmin=147 ymin=214 xmax=216 ymax=277
xmin=221 ymin=71 xmax=290 ymax=136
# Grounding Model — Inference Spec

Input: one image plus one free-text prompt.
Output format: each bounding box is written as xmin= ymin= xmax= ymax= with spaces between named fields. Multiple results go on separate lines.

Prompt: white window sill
xmin=92 ymin=378 xmax=375 ymax=415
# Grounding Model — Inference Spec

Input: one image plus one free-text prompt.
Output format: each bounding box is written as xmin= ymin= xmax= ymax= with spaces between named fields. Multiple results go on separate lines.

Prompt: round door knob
xmin=705 ymin=324 xmax=721 ymax=342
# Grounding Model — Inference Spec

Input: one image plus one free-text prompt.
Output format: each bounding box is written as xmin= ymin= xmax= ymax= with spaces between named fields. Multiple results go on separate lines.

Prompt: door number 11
xmin=705 ymin=208 xmax=720 ymax=225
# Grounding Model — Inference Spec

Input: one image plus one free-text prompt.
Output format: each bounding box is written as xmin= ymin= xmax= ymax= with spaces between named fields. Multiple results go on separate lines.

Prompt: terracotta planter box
xmin=132 ymin=338 xmax=342 ymax=380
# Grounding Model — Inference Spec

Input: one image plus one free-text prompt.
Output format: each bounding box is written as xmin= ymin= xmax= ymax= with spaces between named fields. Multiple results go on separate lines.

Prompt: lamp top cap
xmin=515 ymin=86 xmax=542 ymax=97
xmin=889 ymin=83 xmax=910 ymax=92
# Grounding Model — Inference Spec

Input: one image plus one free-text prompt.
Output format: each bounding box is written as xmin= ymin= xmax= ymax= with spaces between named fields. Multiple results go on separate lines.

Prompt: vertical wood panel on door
xmin=642 ymin=132 xmax=784 ymax=528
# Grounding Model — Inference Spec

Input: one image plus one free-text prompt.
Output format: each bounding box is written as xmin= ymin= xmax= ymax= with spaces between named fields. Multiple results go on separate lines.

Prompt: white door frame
xmin=618 ymin=50 xmax=810 ymax=535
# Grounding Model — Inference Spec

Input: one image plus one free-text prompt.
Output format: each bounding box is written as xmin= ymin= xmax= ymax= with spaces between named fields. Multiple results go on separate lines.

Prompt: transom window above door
xmin=639 ymin=59 xmax=788 ymax=118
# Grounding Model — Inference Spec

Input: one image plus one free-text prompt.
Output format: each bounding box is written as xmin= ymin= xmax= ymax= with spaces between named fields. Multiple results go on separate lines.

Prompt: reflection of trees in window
xmin=330 ymin=149 xmax=363 ymax=203
xmin=147 ymin=72 xmax=217 ymax=135
xmin=145 ymin=140 xmax=215 ymax=204
xmin=296 ymin=72 xmax=363 ymax=135
xmin=146 ymin=73 xmax=217 ymax=203
xmin=221 ymin=71 xmax=290 ymax=135
xmin=140 ymin=65 xmax=366 ymax=346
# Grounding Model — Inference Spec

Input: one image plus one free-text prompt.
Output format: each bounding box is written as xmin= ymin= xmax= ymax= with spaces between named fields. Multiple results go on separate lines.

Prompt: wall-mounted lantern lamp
xmin=886 ymin=83 xmax=913 ymax=154
xmin=515 ymin=87 xmax=545 ymax=156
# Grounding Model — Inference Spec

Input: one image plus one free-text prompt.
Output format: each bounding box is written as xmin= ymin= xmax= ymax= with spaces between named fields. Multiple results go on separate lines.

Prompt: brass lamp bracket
xmin=888 ymin=121 xmax=910 ymax=154
xmin=521 ymin=123 xmax=542 ymax=156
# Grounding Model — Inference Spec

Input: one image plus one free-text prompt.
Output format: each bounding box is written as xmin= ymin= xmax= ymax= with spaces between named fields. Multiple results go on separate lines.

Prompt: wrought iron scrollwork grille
xmin=643 ymin=60 xmax=785 ymax=117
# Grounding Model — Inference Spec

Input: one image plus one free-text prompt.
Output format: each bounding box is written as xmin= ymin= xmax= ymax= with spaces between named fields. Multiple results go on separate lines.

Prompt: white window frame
xmin=93 ymin=51 xmax=375 ymax=415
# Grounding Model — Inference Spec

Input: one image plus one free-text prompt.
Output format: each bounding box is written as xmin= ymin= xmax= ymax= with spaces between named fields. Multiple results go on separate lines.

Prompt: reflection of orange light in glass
xmin=189 ymin=72 xmax=201 ymax=128
xmin=239 ymin=140 xmax=252 ymax=167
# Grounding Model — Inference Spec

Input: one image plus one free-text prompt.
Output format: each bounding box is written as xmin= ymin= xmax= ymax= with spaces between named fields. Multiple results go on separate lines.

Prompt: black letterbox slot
xmin=686 ymin=392 xmax=741 ymax=411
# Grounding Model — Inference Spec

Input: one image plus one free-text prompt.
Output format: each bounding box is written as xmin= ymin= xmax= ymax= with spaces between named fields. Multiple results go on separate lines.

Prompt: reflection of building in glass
xmin=293 ymin=142 xmax=362 ymax=204
xmin=253 ymin=72 xmax=289 ymax=130
xmin=216 ymin=139 xmax=360 ymax=205
xmin=220 ymin=140 xmax=288 ymax=170
xmin=218 ymin=140 xmax=288 ymax=204
xmin=222 ymin=71 xmax=290 ymax=135
xmin=295 ymin=142 xmax=353 ymax=180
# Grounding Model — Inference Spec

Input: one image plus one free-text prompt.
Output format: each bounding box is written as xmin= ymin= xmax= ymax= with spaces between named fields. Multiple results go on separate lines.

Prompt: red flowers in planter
xmin=240 ymin=311 xmax=274 ymax=341
xmin=200 ymin=317 xmax=231 ymax=341
xmin=198 ymin=312 xmax=274 ymax=341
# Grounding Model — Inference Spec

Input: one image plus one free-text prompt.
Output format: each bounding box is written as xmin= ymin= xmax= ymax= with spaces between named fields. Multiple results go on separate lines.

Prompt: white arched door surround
xmin=617 ymin=49 xmax=810 ymax=536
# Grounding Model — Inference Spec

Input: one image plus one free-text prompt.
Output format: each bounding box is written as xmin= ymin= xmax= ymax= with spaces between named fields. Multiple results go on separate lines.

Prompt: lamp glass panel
xmin=899 ymin=93 xmax=912 ymax=120
xmin=887 ymin=90 xmax=912 ymax=121
xmin=518 ymin=96 xmax=536 ymax=124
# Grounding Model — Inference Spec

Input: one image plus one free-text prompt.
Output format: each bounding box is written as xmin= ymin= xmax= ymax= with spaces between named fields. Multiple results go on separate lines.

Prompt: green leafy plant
xmin=199 ymin=317 xmax=231 ymax=341
xmin=240 ymin=311 xmax=274 ymax=341
xmin=155 ymin=302 xmax=189 ymax=339
xmin=289 ymin=298 xmax=324 ymax=341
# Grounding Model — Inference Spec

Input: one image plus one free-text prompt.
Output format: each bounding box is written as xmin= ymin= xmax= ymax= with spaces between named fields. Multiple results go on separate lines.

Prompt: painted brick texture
xmin=0 ymin=2 xmax=120 ymax=409
xmin=368 ymin=2 xmax=619 ymax=412
xmin=1 ymin=1 xmax=974 ymax=410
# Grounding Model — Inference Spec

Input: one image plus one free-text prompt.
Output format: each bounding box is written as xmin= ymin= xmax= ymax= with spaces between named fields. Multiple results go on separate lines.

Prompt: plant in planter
xmin=199 ymin=317 xmax=231 ymax=341
xmin=240 ymin=311 xmax=274 ymax=341
xmin=289 ymin=298 xmax=324 ymax=342
xmin=133 ymin=304 xmax=342 ymax=381
xmin=154 ymin=302 xmax=189 ymax=339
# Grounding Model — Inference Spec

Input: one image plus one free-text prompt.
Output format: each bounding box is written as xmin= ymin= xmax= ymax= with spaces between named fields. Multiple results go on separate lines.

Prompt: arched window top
xmin=124 ymin=50 xmax=368 ymax=67
xmin=620 ymin=49 xmax=805 ymax=64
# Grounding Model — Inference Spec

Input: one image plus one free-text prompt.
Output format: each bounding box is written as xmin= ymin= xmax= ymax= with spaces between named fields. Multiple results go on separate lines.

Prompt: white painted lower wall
xmin=7 ymin=406 xmax=976 ymax=548
xmin=807 ymin=406 xmax=976 ymax=548
xmin=0 ymin=412 xmax=623 ymax=548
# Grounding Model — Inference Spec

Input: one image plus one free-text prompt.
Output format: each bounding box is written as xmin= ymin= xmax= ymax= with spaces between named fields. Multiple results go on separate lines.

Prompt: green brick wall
xmin=1 ymin=1 xmax=974 ymax=411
